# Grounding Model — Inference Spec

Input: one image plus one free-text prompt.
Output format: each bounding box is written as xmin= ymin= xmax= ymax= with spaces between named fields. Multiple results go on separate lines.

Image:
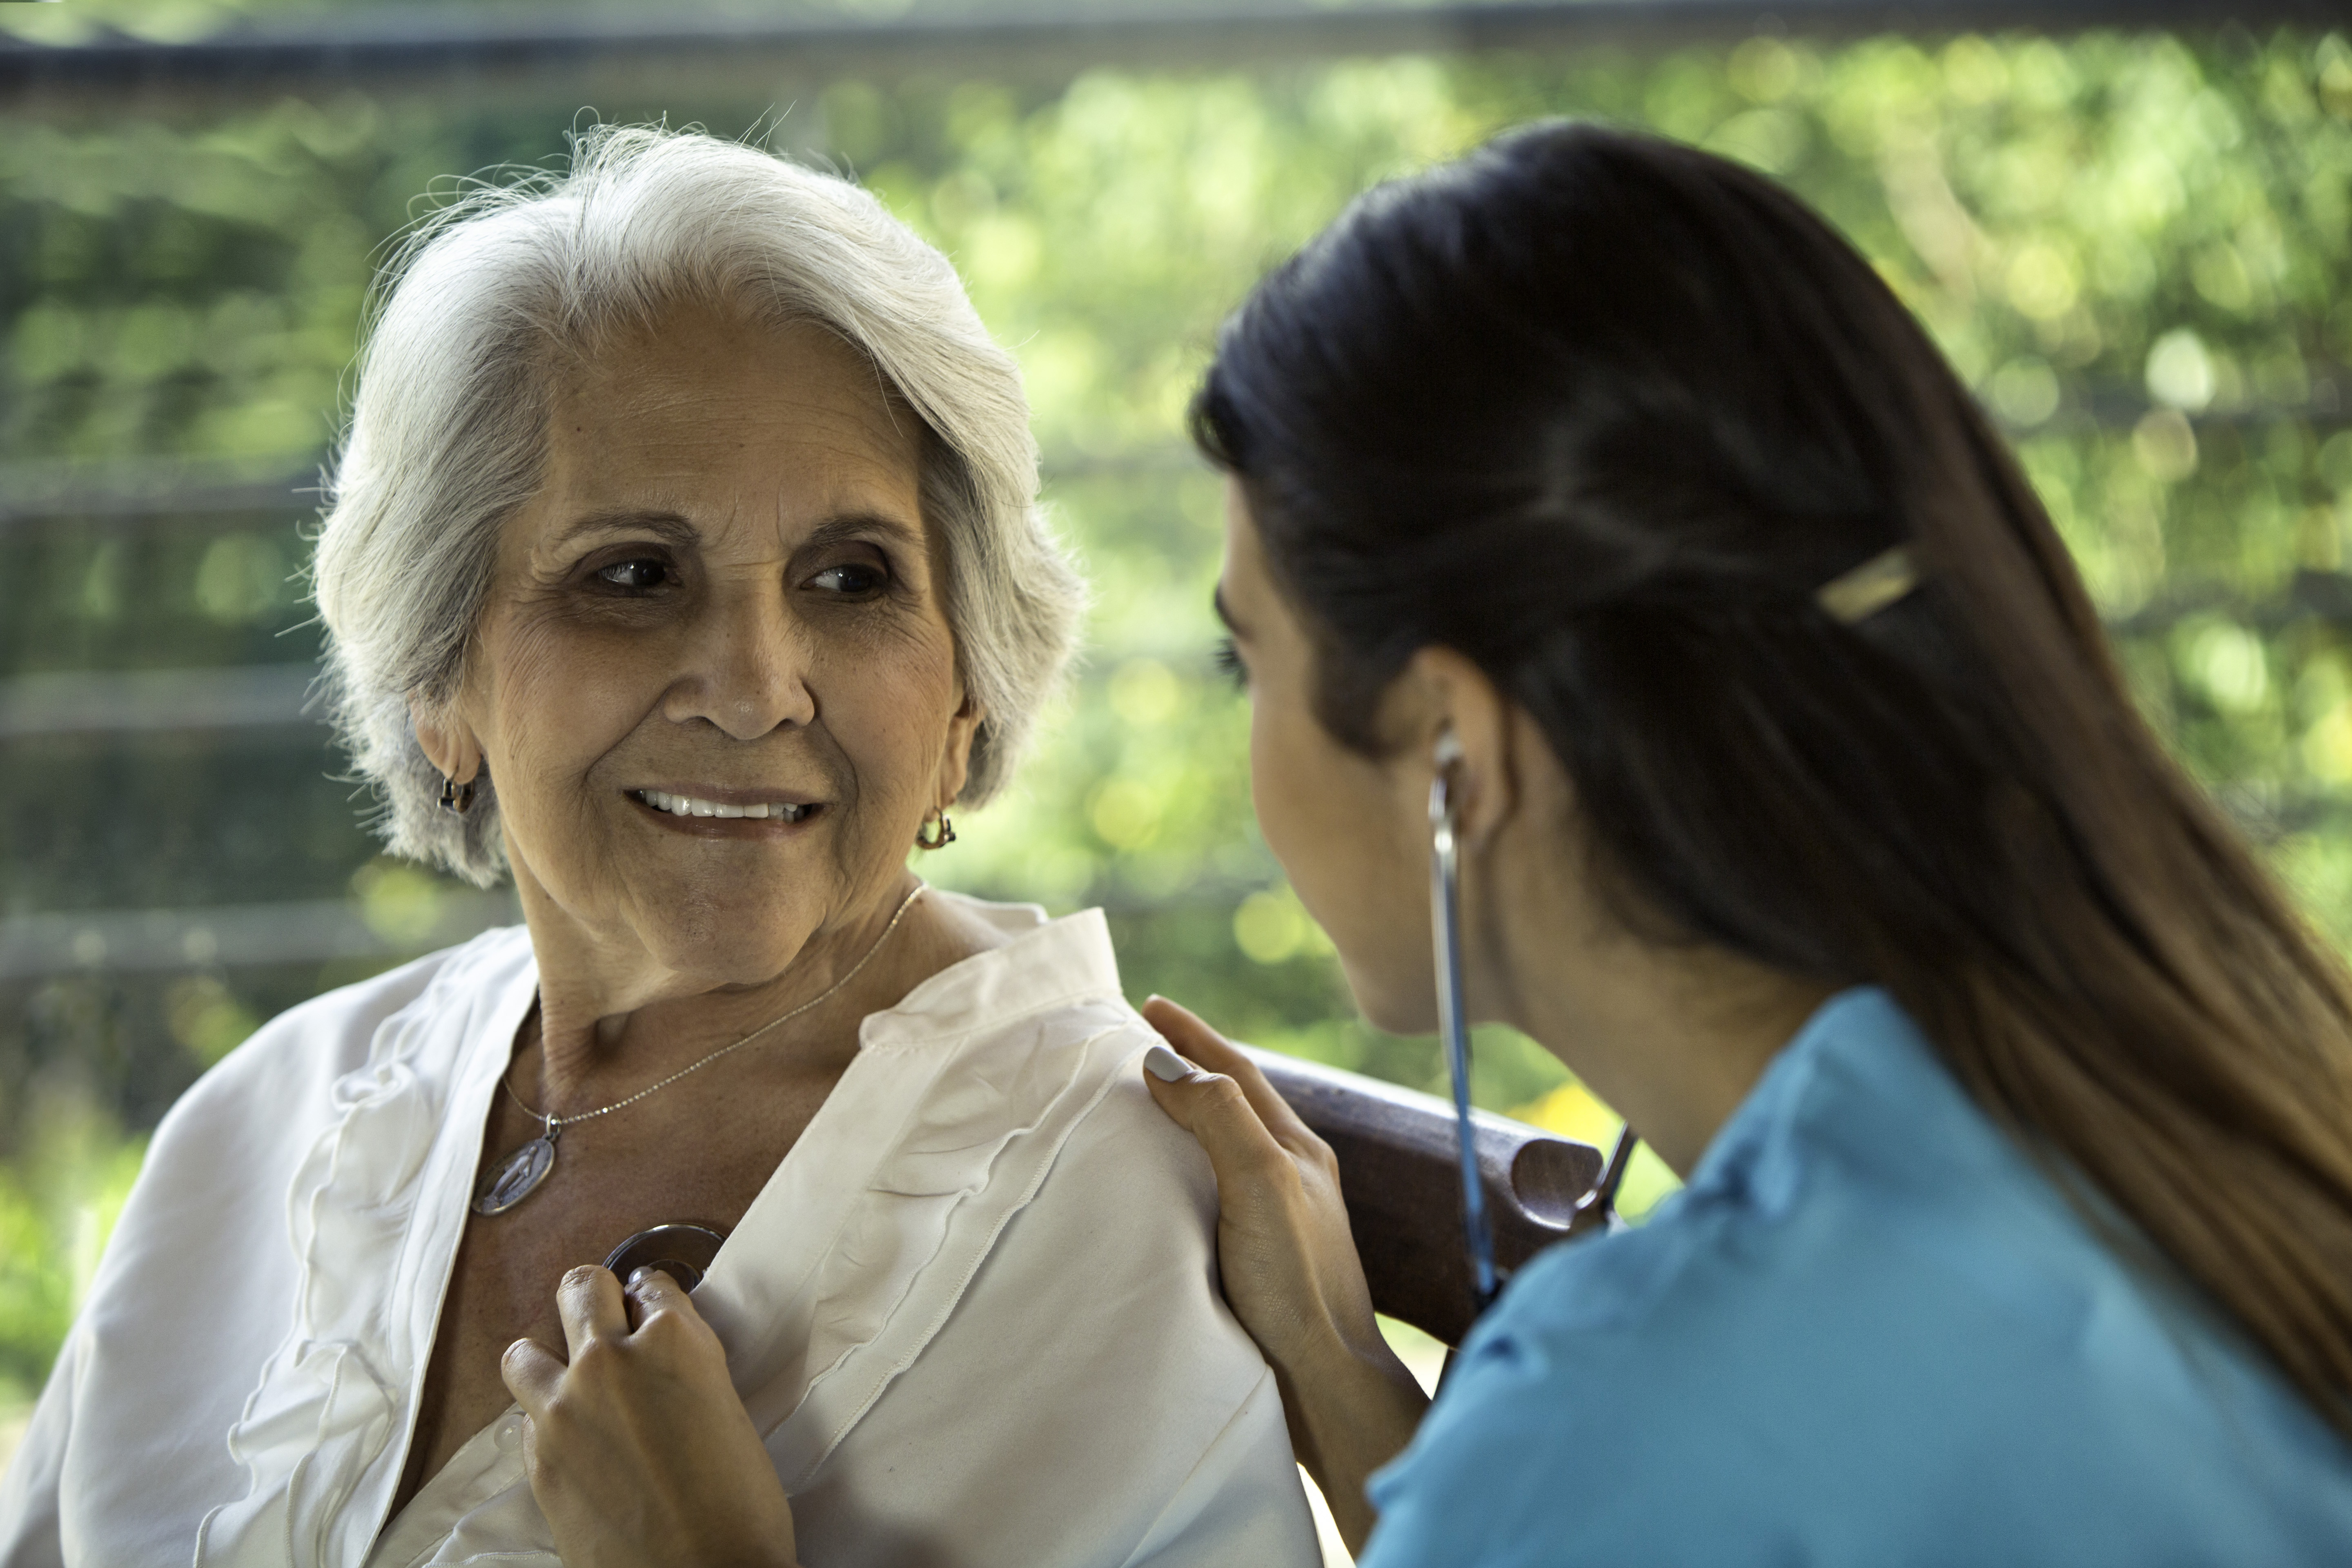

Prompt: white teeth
xmin=639 ymin=791 xmax=806 ymax=822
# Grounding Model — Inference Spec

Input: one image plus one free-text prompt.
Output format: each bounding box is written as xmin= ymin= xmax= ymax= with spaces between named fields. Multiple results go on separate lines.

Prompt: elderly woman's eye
xmin=810 ymin=562 xmax=888 ymax=596
xmin=595 ymin=558 xmax=670 ymax=591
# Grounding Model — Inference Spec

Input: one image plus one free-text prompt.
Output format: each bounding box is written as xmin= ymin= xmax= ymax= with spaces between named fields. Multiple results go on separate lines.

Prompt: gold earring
xmin=915 ymin=808 xmax=957 ymax=851
xmin=439 ymin=774 xmax=476 ymax=815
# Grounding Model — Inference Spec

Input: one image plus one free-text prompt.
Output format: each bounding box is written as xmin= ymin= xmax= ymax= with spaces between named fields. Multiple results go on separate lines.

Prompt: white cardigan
xmin=0 ymin=897 xmax=1318 ymax=1568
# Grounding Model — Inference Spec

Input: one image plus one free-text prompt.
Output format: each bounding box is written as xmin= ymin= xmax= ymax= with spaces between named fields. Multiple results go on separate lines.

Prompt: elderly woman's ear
xmin=412 ymin=697 xmax=486 ymax=794
xmin=935 ymin=692 xmax=987 ymax=804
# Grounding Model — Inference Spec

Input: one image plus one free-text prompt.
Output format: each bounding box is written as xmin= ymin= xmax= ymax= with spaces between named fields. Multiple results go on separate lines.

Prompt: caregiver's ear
xmin=411 ymin=696 xmax=485 ymax=787
xmin=1399 ymin=646 xmax=1519 ymax=848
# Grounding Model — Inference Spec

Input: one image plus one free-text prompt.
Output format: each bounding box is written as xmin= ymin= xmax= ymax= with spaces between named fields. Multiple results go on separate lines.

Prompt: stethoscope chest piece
xmin=603 ymin=1223 xmax=728 ymax=1292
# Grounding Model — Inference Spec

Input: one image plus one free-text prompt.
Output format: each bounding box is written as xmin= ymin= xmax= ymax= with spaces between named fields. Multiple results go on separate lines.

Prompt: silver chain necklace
xmin=472 ymin=882 xmax=928 ymax=1216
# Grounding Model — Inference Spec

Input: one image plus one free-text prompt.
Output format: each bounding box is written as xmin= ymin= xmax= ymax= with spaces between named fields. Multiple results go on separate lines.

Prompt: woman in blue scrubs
xmin=1139 ymin=120 xmax=2352 ymax=1563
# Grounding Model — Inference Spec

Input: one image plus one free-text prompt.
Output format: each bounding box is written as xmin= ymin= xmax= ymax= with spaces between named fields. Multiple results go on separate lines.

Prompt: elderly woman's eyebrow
xmin=797 ymin=512 xmax=925 ymax=555
xmin=547 ymin=508 xmax=922 ymax=566
xmin=553 ymin=509 xmax=699 ymax=550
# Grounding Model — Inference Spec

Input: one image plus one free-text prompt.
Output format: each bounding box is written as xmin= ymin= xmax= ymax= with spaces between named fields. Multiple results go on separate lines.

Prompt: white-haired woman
xmin=0 ymin=127 xmax=1318 ymax=1568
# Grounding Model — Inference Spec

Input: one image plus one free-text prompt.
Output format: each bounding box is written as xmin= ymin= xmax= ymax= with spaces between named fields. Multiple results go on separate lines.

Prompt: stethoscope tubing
xmin=1431 ymin=752 xmax=1500 ymax=1310
xmin=1432 ymin=747 xmax=1637 ymax=1324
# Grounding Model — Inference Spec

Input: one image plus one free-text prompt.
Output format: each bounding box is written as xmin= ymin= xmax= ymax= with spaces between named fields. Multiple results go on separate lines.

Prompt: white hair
xmin=312 ymin=125 xmax=1083 ymax=888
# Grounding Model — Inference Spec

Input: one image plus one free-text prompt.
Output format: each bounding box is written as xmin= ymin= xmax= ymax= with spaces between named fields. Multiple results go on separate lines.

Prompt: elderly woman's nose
xmin=660 ymin=586 xmax=818 ymax=739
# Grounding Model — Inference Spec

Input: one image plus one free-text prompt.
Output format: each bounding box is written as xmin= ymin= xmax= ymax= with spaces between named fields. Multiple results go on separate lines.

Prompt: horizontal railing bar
xmin=0 ymin=663 xmax=319 ymax=738
xmin=3 ymin=0 xmax=2345 ymax=105
xmin=0 ymin=481 xmax=322 ymax=530
xmin=0 ymin=892 xmax=521 ymax=982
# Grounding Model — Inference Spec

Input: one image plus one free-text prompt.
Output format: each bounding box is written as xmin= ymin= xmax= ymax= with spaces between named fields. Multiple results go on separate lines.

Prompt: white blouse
xmin=0 ymin=896 xmax=1318 ymax=1568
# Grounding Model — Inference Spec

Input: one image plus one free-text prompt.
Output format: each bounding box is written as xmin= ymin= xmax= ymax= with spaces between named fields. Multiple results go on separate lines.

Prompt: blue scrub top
xmin=1361 ymin=987 xmax=2352 ymax=1566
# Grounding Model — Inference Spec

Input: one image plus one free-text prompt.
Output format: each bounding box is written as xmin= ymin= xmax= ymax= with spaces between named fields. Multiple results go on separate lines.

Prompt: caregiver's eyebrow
xmin=1212 ymin=585 xmax=1250 ymax=639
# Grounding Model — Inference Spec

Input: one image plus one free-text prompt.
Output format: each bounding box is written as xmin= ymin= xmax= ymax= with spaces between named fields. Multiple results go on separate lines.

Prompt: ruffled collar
xmin=234 ymin=895 xmax=1147 ymax=1568
xmin=198 ymin=927 xmax=541 ymax=1568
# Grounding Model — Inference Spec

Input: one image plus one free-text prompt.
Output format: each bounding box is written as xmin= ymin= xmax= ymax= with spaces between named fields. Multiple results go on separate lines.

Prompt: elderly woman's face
xmin=445 ymin=303 xmax=975 ymax=988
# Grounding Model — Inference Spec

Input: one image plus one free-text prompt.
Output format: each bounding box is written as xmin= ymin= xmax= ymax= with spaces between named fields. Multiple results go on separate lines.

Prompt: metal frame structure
xmin=3 ymin=0 xmax=2345 ymax=107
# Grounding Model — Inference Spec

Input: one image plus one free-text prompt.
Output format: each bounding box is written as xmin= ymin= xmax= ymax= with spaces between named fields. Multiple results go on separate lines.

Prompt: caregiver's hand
xmin=502 ymin=1265 xmax=800 ymax=1568
xmin=1141 ymin=995 xmax=1430 ymax=1553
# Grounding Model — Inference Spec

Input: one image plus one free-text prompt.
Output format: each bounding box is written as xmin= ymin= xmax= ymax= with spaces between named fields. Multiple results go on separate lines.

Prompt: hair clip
xmin=1815 ymin=545 xmax=1921 ymax=625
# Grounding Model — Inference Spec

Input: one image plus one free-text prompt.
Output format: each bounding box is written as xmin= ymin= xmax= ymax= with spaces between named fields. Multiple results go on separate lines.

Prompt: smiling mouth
xmin=631 ymin=789 xmax=820 ymax=822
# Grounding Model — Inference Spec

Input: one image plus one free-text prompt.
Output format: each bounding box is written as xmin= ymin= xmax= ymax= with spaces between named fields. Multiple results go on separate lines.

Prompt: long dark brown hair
xmin=1192 ymin=120 xmax=2352 ymax=1432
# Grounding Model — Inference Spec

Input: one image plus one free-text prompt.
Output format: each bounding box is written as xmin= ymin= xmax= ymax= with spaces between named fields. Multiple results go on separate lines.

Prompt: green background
xmin=3 ymin=8 xmax=2350 ymax=1408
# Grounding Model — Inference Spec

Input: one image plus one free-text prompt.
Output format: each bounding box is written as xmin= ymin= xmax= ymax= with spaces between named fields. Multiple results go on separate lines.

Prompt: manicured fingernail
xmin=1144 ymin=1044 xmax=1188 ymax=1082
xmin=628 ymin=1266 xmax=656 ymax=1290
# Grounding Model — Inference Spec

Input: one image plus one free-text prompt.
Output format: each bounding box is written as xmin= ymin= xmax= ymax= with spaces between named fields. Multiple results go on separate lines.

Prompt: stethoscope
xmin=603 ymin=1222 xmax=727 ymax=1293
xmin=1432 ymin=735 xmax=1637 ymax=1313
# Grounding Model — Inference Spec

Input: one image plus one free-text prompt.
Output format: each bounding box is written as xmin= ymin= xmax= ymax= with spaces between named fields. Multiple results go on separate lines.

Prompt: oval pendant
xmin=473 ymin=1135 xmax=557 ymax=1215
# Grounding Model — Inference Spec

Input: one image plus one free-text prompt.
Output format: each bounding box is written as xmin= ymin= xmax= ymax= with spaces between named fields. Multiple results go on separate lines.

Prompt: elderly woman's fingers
xmin=513 ymin=1259 xmax=799 ymax=1568
xmin=1141 ymin=994 xmax=1321 ymax=1149
xmin=621 ymin=1265 xmax=711 ymax=1343
xmin=557 ymin=1263 xmax=629 ymax=1362
xmin=624 ymin=1264 xmax=693 ymax=1310
xmin=501 ymin=1336 xmax=567 ymax=1415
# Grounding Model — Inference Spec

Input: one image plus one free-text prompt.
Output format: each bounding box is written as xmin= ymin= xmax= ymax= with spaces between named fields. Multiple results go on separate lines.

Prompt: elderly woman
xmin=0 ymin=127 xmax=1317 ymax=1568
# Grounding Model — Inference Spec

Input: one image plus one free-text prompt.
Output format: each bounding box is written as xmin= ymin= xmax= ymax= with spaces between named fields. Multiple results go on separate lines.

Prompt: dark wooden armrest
xmin=1238 ymin=1044 xmax=1606 ymax=1347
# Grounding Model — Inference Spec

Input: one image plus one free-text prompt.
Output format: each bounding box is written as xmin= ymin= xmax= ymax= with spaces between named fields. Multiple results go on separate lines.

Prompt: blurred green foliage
xmin=2 ymin=25 xmax=2349 ymax=1396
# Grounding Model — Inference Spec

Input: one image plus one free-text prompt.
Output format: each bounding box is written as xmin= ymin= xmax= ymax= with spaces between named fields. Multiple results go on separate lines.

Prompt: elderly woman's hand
xmin=502 ymin=1266 xmax=800 ymax=1568
xmin=1139 ymin=996 xmax=1428 ymax=1554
